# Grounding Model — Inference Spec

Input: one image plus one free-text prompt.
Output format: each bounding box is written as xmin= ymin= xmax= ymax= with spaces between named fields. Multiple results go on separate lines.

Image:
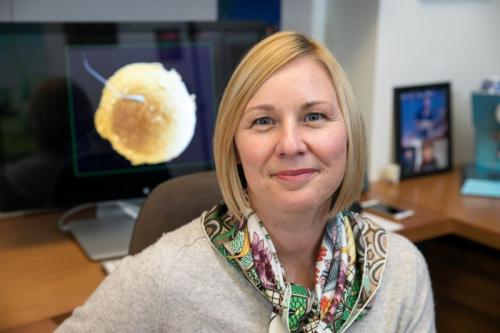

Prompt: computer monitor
xmin=0 ymin=22 xmax=268 ymax=214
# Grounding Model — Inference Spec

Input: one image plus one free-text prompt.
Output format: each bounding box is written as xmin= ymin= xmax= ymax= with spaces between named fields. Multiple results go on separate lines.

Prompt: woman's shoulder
xmin=377 ymin=231 xmax=431 ymax=307
xmin=107 ymin=214 xmax=228 ymax=304
xmin=352 ymin=212 xmax=430 ymax=290
xmin=132 ymin=215 xmax=212 ymax=267
xmin=155 ymin=215 xmax=208 ymax=248
xmin=385 ymin=232 xmax=428 ymax=274
xmin=348 ymin=220 xmax=435 ymax=332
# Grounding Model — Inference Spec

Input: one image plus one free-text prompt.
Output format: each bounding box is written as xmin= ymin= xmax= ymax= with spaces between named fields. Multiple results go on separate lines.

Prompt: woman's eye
xmin=253 ymin=117 xmax=274 ymax=126
xmin=304 ymin=112 xmax=325 ymax=122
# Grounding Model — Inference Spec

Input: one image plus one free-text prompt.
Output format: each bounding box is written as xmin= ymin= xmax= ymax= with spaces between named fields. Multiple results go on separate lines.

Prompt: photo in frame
xmin=394 ymin=82 xmax=453 ymax=179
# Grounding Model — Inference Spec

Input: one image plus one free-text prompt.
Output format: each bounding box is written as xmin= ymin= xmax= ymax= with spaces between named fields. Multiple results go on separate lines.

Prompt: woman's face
xmin=234 ymin=55 xmax=347 ymax=214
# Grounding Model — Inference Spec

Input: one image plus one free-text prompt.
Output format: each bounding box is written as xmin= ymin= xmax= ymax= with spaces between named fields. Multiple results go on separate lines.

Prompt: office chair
xmin=129 ymin=170 xmax=222 ymax=255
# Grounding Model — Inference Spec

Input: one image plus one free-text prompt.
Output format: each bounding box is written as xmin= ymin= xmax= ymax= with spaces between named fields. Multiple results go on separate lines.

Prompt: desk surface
xmin=0 ymin=169 xmax=498 ymax=330
xmin=0 ymin=212 xmax=105 ymax=330
xmin=370 ymin=170 xmax=500 ymax=250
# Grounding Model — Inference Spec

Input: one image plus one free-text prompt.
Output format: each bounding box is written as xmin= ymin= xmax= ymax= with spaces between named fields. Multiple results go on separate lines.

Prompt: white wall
xmin=0 ymin=0 xmax=11 ymax=21
xmin=369 ymin=0 xmax=500 ymax=180
xmin=0 ymin=0 xmax=320 ymax=33
xmin=281 ymin=0 xmax=313 ymax=35
xmin=0 ymin=0 xmax=217 ymax=21
xmin=281 ymin=0 xmax=327 ymax=43
xmin=0 ymin=0 xmax=321 ymax=39
xmin=324 ymin=1 xmax=379 ymax=152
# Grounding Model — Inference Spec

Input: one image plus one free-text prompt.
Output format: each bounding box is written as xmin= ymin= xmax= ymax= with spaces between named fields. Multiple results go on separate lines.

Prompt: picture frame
xmin=394 ymin=82 xmax=453 ymax=179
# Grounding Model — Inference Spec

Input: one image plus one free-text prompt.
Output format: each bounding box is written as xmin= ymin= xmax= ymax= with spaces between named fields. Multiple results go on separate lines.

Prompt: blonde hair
xmin=213 ymin=31 xmax=366 ymax=219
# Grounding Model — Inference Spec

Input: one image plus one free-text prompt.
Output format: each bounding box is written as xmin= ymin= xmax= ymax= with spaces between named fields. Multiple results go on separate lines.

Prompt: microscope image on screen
xmin=66 ymin=43 xmax=215 ymax=177
xmin=89 ymin=61 xmax=197 ymax=166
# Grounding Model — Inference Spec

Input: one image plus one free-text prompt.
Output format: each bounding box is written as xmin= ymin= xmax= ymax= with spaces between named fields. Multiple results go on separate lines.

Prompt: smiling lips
xmin=273 ymin=168 xmax=318 ymax=181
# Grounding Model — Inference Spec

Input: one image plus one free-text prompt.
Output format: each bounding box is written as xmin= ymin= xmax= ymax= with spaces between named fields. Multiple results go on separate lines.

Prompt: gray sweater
xmin=56 ymin=218 xmax=435 ymax=332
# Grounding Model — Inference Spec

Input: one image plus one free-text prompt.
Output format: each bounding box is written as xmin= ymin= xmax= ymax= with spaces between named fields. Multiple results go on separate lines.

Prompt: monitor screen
xmin=0 ymin=22 xmax=268 ymax=213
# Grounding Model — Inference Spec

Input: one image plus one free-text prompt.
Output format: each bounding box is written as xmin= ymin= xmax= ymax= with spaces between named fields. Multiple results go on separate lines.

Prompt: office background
xmin=0 ymin=1 xmax=499 ymax=332
xmin=1 ymin=0 xmax=499 ymax=181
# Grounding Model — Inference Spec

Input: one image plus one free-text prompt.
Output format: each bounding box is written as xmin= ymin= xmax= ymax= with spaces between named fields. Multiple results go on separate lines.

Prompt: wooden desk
xmin=368 ymin=170 xmax=500 ymax=332
xmin=370 ymin=170 xmax=500 ymax=250
xmin=0 ymin=169 xmax=498 ymax=331
xmin=0 ymin=212 xmax=105 ymax=331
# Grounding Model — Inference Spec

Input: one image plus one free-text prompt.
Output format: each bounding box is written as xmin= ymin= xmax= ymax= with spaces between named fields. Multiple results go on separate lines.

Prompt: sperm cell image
xmin=91 ymin=62 xmax=196 ymax=165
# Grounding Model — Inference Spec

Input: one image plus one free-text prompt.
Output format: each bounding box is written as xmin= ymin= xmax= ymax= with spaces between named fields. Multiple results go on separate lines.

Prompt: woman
xmin=57 ymin=32 xmax=435 ymax=332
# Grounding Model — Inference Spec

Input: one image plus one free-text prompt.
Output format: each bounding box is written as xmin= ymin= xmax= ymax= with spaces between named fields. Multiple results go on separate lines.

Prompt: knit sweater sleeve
xmin=403 ymin=242 xmax=436 ymax=333
xmin=55 ymin=238 xmax=172 ymax=333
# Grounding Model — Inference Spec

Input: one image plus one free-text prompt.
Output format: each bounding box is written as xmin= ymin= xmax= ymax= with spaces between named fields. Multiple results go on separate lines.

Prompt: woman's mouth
xmin=273 ymin=168 xmax=318 ymax=181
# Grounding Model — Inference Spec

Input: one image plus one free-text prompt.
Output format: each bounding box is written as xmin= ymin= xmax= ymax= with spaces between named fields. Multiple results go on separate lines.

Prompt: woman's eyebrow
xmin=244 ymin=104 xmax=275 ymax=113
xmin=244 ymin=101 xmax=334 ymax=114
xmin=302 ymin=101 xmax=333 ymax=109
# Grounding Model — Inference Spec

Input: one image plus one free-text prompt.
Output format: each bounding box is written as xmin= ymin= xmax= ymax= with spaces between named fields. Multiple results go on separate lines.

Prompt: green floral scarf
xmin=202 ymin=203 xmax=388 ymax=333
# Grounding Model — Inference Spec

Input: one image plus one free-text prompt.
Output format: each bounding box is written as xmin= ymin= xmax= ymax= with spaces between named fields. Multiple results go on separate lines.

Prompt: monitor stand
xmin=65 ymin=199 xmax=143 ymax=261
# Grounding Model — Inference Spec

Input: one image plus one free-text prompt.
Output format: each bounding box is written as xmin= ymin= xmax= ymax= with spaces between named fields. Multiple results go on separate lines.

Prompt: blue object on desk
xmin=472 ymin=93 xmax=500 ymax=172
xmin=461 ymin=178 xmax=500 ymax=198
xmin=461 ymin=163 xmax=500 ymax=198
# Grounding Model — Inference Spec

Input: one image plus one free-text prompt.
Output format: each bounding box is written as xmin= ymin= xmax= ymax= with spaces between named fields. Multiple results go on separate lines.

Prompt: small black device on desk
xmin=361 ymin=199 xmax=414 ymax=220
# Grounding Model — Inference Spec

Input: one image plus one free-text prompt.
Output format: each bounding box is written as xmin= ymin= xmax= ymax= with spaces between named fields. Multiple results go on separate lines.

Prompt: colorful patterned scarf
xmin=202 ymin=204 xmax=388 ymax=333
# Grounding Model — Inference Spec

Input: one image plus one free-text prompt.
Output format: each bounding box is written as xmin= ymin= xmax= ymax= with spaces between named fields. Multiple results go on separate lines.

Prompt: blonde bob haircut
xmin=213 ymin=31 xmax=366 ymax=220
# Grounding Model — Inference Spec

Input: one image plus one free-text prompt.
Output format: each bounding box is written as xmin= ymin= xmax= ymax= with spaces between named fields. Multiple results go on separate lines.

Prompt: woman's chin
xmin=263 ymin=194 xmax=331 ymax=215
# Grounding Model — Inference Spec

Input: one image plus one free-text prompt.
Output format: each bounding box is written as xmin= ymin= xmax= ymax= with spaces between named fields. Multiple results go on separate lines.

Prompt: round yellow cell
xmin=94 ymin=63 xmax=196 ymax=165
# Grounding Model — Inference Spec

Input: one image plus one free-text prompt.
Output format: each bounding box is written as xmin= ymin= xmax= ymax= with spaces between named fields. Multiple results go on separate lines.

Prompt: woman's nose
xmin=275 ymin=122 xmax=307 ymax=157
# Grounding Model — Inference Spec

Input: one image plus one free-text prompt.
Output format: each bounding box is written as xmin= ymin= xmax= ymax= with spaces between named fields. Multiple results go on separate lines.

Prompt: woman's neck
xmin=251 ymin=200 xmax=330 ymax=289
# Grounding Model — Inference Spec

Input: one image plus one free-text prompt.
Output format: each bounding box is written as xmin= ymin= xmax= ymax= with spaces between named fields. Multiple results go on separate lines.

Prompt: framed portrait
xmin=394 ymin=82 xmax=453 ymax=179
